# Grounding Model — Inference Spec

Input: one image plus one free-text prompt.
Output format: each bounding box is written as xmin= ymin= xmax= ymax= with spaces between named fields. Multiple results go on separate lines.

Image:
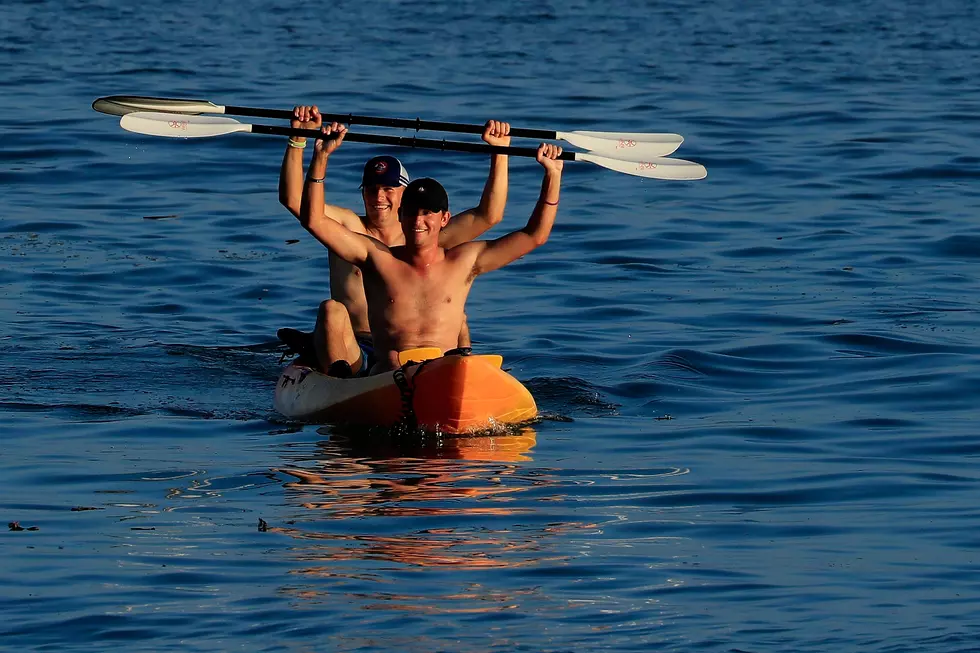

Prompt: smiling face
xmin=359 ymin=156 xmax=409 ymax=223
xmin=361 ymin=184 xmax=405 ymax=222
xmin=399 ymin=205 xmax=451 ymax=247
xmin=397 ymin=178 xmax=450 ymax=247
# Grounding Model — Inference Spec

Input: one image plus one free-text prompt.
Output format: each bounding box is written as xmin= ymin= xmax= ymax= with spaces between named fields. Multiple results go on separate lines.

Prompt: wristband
xmin=541 ymin=198 xmax=559 ymax=206
xmin=308 ymin=176 xmax=325 ymax=183
xmin=287 ymin=138 xmax=307 ymax=149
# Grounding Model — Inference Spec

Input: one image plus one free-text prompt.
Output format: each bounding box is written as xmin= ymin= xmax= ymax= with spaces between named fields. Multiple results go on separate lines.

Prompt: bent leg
xmin=457 ymin=313 xmax=472 ymax=348
xmin=314 ymin=299 xmax=365 ymax=374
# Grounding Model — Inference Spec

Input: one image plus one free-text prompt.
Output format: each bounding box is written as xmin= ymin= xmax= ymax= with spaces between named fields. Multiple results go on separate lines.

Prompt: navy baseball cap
xmin=401 ymin=178 xmax=449 ymax=213
xmin=360 ymin=155 xmax=410 ymax=188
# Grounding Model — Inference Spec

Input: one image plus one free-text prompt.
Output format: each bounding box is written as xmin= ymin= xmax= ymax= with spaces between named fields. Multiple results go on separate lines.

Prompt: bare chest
xmin=328 ymin=252 xmax=365 ymax=297
xmin=372 ymin=257 xmax=473 ymax=310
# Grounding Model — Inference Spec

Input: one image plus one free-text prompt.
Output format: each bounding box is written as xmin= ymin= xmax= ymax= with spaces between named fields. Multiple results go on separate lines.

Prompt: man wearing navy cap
xmin=278 ymin=105 xmax=511 ymax=376
xmin=298 ymin=121 xmax=563 ymax=375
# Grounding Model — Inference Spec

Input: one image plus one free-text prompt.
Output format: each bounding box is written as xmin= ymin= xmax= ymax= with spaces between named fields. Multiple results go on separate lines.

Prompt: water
xmin=3 ymin=0 xmax=980 ymax=650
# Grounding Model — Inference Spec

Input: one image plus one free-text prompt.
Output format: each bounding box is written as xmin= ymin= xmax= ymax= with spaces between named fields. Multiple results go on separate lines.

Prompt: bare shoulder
xmin=369 ymin=243 xmax=409 ymax=273
xmin=323 ymin=203 xmax=364 ymax=230
xmin=445 ymin=240 xmax=486 ymax=266
xmin=446 ymin=240 xmax=484 ymax=257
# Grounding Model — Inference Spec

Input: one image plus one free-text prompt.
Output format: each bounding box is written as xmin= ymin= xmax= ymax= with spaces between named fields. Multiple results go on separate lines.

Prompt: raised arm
xmin=471 ymin=143 xmax=563 ymax=277
xmin=279 ymin=105 xmax=360 ymax=224
xmin=299 ymin=124 xmax=378 ymax=266
xmin=439 ymin=120 xmax=511 ymax=248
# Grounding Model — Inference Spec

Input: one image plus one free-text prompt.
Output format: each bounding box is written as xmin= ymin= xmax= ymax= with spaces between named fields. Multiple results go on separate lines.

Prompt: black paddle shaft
xmin=229 ymin=105 xmax=561 ymax=140
xmin=250 ymin=124 xmax=579 ymax=161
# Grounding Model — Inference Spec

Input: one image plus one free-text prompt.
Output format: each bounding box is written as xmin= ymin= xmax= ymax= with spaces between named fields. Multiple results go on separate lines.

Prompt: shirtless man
xmin=299 ymin=122 xmax=563 ymax=373
xmin=278 ymin=105 xmax=511 ymax=376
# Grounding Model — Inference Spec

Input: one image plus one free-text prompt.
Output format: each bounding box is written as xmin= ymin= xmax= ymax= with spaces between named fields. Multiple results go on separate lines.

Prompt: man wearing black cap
xmin=278 ymin=105 xmax=511 ymax=376
xmin=298 ymin=121 xmax=564 ymax=375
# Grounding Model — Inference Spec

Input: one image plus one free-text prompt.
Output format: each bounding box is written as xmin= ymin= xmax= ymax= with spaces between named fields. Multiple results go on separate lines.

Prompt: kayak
xmin=274 ymin=348 xmax=538 ymax=434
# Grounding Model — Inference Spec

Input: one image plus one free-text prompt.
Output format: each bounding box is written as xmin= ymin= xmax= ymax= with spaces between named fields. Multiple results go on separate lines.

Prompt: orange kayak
xmin=274 ymin=351 xmax=537 ymax=434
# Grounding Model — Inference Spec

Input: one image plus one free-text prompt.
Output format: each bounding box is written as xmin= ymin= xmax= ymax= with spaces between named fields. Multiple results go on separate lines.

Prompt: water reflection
xmin=269 ymin=426 xmax=585 ymax=592
xmin=276 ymin=427 xmax=538 ymax=516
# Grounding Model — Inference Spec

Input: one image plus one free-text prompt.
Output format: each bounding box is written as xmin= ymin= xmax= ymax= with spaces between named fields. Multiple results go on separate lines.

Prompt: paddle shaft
xmin=226 ymin=104 xmax=560 ymax=140
xmin=116 ymin=111 xmax=707 ymax=179
xmin=253 ymin=124 xmax=581 ymax=161
xmin=96 ymin=96 xmax=687 ymax=159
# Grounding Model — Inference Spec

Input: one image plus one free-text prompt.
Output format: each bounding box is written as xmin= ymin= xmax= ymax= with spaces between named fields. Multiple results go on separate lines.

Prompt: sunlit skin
xmin=279 ymin=106 xmax=512 ymax=372
xmin=299 ymin=122 xmax=563 ymax=373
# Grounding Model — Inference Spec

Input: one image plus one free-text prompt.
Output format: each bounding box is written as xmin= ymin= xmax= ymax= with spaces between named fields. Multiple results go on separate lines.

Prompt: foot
xmin=326 ymin=359 xmax=353 ymax=378
xmin=277 ymin=328 xmax=318 ymax=367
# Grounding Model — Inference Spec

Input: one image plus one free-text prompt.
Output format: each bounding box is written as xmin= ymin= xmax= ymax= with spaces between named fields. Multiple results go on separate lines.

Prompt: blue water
xmin=3 ymin=0 xmax=980 ymax=650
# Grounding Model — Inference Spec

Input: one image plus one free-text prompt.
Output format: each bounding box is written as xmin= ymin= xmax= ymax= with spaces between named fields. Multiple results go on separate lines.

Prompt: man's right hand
xmin=313 ymin=122 xmax=348 ymax=157
xmin=291 ymin=105 xmax=323 ymax=143
xmin=482 ymin=120 xmax=511 ymax=147
xmin=536 ymin=143 xmax=564 ymax=173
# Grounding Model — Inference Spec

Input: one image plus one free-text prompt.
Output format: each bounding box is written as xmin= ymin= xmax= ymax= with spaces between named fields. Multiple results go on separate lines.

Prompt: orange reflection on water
xmin=266 ymin=427 xmax=600 ymax=614
xmin=275 ymin=427 xmax=540 ymax=520
xmin=268 ymin=426 xmax=590 ymax=575
xmin=267 ymin=526 xmax=558 ymax=570
xmin=276 ymin=463 xmax=533 ymax=519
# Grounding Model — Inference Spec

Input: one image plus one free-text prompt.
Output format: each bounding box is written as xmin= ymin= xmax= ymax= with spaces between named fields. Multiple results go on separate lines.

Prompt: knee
xmin=318 ymin=300 xmax=354 ymax=338
xmin=318 ymin=299 xmax=347 ymax=322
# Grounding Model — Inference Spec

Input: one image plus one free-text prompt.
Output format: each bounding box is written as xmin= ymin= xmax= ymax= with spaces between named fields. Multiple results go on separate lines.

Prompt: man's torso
xmin=364 ymin=243 xmax=480 ymax=370
xmin=328 ymin=212 xmax=404 ymax=336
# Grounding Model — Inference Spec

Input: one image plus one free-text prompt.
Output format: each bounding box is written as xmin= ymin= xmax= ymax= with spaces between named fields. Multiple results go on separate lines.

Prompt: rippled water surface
xmin=3 ymin=0 xmax=980 ymax=650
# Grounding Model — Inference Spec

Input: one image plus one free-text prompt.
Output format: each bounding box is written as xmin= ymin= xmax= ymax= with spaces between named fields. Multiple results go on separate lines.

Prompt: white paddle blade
xmin=559 ymin=130 xmax=684 ymax=159
xmin=120 ymin=112 xmax=251 ymax=138
xmin=577 ymin=153 xmax=707 ymax=180
xmin=94 ymin=95 xmax=224 ymax=117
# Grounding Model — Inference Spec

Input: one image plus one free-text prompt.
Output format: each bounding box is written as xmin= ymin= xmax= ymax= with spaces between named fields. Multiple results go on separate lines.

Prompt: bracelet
xmin=308 ymin=176 xmax=325 ymax=183
xmin=540 ymin=198 xmax=559 ymax=206
xmin=287 ymin=138 xmax=307 ymax=149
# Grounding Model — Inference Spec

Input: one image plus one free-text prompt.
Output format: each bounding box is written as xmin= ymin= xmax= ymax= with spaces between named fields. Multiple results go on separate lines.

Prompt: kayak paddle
xmin=94 ymin=94 xmax=685 ymax=160
xmin=118 ymin=111 xmax=707 ymax=181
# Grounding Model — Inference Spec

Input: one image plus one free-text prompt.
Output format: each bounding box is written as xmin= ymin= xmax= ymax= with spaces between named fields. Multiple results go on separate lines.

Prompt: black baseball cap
xmin=401 ymin=178 xmax=449 ymax=213
xmin=360 ymin=155 xmax=410 ymax=188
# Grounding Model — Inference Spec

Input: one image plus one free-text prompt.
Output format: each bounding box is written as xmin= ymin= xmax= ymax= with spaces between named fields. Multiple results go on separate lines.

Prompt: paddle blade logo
xmin=617 ymin=139 xmax=637 ymax=149
xmin=167 ymin=119 xmax=188 ymax=132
